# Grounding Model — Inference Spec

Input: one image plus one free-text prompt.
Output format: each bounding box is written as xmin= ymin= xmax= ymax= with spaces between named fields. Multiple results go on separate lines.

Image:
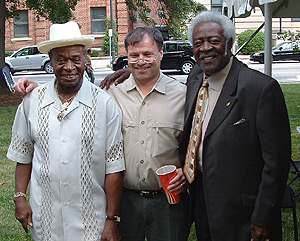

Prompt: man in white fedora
xmin=7 ymin=21 xmax=125 ymax=241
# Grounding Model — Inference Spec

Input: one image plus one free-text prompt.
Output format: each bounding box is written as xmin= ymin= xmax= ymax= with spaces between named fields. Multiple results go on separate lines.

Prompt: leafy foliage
xmin=101 ymin=19 xmax=118 ymax=56
xmin=26 ymin=0 xmax=77 ymax=23
xmin=277 ymin=30 xmax=300 ymax=51
xmin=237 ymin=29 xmax=265 ymax=55
xmin=125 ymin=0 xmax=207 ymax=40
xmin=91 ymin=50 xmax=99 ymax=57
xmin=5 ymin=52 xmax=13 ymax=57
xmin=5 ymin=0 xmax=77 ymax=23
xmin=5 ymin=0 xmax=25 ymax=19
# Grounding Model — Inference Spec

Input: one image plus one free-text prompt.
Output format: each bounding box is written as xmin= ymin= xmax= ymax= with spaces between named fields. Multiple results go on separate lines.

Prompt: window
xmin=14 ymin=10 xmax=29 ymax=38
xmin=158 ymin=9 xmax=165 ymax=19
xmin=292 ymin=18 xmax=300 ymax=22
xmin=32 ymin=47 xmax=41 ymax=55
xmin=91 ymin=7 xmax=106 ymax=34
xmin=136 ymin=9 xmax=151 ymax=19
xmin=15 ymin=48 xmax=31 ymax=57
xmin=165 ymin=43 xmax=177 ymax=52
xmin=211 ymin=0 xmax=223 ymax=13
xmin=282 ymin=42 xmax=293 ymax=50
xmin=145 ymin=9 xmax=151 ymax=18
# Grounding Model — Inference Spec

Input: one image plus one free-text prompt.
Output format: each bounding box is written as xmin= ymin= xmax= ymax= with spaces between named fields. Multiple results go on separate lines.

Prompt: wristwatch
xmin=106 ymin=215 xmax=121 ymax=223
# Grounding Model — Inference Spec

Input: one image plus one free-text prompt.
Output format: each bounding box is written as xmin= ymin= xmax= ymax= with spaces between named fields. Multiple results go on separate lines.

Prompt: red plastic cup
xmin=156 ymin=165 xmax=181 ymax=204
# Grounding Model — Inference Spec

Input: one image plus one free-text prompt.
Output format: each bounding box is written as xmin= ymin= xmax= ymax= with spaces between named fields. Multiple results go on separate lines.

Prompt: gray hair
xmin=188 ymin=11 xmax=236 ymax=46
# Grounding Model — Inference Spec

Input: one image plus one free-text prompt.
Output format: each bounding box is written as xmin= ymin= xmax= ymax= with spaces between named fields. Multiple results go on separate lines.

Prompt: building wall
xmin=7 ymin=1 xmax=299 ymax=55
xmin=195 ymin=0 xmax=300 ymax=45
xmin=5 ymin=0 xmax=130 ymax=55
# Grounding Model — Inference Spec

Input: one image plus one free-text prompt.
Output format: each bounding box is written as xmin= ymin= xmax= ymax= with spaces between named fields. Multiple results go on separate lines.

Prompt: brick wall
xmin=5 ymin=0 xmax=130 ymax=55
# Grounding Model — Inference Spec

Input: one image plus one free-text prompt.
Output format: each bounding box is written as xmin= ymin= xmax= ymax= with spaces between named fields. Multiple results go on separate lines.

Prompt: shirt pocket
xmin=122 ymin=120 xmax=138 ymax=148
xmin=151 ymin=122 xmax=183 ymax=158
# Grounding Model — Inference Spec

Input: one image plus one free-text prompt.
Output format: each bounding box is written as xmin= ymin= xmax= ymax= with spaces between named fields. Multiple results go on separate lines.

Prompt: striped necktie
xmin=184 ymin=80 xmax=209 ymax=184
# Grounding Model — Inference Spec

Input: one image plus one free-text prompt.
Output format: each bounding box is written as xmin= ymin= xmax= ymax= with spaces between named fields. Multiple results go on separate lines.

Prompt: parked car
xmin=250 ymin=41 xmax=300 ymax=64
xmin=5 ymin=46 xmax=53 ymax=74
xmin=112 ymin=40 xmax=195 ymax=74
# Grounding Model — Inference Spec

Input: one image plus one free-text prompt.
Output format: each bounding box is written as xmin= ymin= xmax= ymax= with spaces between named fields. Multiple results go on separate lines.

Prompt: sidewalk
xmin=236 ymin=54 xmax=250 ymax=64
xmin=91 ymin=57 xmax=112 ymax=70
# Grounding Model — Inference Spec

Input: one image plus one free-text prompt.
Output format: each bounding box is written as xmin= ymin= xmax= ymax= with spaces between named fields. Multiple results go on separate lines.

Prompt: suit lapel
xmin=186 ymin=72 xmax=203 ymax=121
xmin=204 ymin=57 xmax=241 ymax=139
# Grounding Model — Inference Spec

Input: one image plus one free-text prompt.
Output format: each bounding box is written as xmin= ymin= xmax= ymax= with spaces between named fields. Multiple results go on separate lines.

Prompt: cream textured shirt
xmin=107 ymin=71 xmax=186 ymax=191
xmin=197 ymin=57 xmax=233 ymax=169
xmin=7 ymin=78 xmax=125 ymax=241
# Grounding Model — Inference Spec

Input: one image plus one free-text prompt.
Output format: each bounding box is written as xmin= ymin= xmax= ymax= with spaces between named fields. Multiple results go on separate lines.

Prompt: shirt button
xmin=140 ymin=140 xmax=144 ymax=144
xmin=63 ymin=202 xmax=68 ymax=206
xmin=142 ymin=178 xmax=145 ymax=182
xmin=62 ymin=160 xmax=67 ymax=165
xmin=62 ymin=182 xmax=67 ymax=187
xmin=62 ymin=138 xmax=66 ymax=143
xmin=141 ymin=121 xmax=145 ymax=125
xmin=142 ymin=101 xmax=146 ymax=105
xmin=140 ymin=160 xmax=144 ymax=164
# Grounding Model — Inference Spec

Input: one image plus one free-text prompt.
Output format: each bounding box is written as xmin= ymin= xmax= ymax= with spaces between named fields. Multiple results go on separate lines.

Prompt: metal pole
xmin=109 ymin=32 xmax=112 ymax=67
xmin=110 ymin=0 xmax=115 ymax=62
xmin=0 ymin=0 xmax=8 ymax=93
xmin=264 ymin=3 xmax=272 ymax=77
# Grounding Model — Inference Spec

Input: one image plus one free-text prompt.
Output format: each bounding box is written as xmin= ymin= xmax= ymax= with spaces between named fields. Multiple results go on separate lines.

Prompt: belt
xmin=125 ymin=188 xmax=164 ymax=198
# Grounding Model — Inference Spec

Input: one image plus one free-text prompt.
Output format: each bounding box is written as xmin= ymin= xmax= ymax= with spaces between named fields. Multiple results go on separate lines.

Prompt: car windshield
xmin=272 ymin=42 xmax=294 ymax=50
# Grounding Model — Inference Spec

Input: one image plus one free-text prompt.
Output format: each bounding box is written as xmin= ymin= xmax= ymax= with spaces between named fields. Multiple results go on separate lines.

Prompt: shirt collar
xmin=126 ymin=70 xmax=166 ymax=95
xmin=40 ymin=76 xmax=92 ymax=109
xmin=204 ymin=56 xmax=233 ymax=91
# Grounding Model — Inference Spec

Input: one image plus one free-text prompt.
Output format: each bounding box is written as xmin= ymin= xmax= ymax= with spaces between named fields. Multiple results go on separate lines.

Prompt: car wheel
xmin=180 ymin=60 xmax=194 ymax=74
xmin=44 ymin=62 xmax=54 ymax=74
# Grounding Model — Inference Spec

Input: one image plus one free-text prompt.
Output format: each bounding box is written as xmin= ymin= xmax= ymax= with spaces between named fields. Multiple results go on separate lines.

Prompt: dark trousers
xmin=194 ymin=171 xmax=212 ymax=241
xmin=119 ymin=188 xmax=190 ymax=241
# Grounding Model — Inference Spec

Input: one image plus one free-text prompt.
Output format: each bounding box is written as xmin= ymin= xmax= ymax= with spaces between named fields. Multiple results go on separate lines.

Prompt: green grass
xmin=1 ymin=84 xmax=300 ymax=240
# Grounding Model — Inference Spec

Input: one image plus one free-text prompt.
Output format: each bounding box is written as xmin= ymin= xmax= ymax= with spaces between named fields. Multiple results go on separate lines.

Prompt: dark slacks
xmin=119 ymin=188 xmax=190 ymax=241
xmin=194 ymin=171 xmax=212 ymax=241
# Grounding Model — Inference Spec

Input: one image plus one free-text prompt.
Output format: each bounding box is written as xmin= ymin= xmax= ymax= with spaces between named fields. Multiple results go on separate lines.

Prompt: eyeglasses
xmin=128 ymin=53 xmax=160 ymax=64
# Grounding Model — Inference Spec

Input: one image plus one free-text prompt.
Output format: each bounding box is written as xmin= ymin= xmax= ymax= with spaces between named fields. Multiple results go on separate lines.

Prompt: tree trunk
xmin=0 ymin=0 xmax=9 ymax=94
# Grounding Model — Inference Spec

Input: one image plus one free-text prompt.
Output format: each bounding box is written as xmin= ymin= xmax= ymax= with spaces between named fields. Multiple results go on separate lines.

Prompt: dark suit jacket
xmin=179 ymin=57 xmax=291 ymax=241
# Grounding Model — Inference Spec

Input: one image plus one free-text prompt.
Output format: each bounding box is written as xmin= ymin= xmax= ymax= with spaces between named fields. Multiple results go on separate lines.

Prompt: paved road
xmin=245 ymin=61 xmax=300 ymax=83
xmin=12 ymin=61 xmax=300 ymax=86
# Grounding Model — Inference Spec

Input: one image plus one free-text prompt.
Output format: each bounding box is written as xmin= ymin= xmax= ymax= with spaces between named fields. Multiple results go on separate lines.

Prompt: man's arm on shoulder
xmin=14 ymin=78 xmax=39 ymax=94
xmin=101 ymin=172 xmax=123 ymax=241
xmin=100 ymin=68 xmax=131 ymax=90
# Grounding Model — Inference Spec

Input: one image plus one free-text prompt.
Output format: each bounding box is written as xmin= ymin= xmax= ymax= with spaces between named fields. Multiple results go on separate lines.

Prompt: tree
xmin=0 ymin=0 xmax=78 ymax=94
xmin=237 ymin=29 xmax=265 ymax=55
xmin=125 ymin=0 xmax=207 ymax=40
xmin=102 ymin=19 xmax=119 ymax=56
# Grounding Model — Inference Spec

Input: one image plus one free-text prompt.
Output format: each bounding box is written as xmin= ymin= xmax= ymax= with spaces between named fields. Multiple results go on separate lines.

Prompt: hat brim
xmin=38 ymin=36 xmax=95 ymax=54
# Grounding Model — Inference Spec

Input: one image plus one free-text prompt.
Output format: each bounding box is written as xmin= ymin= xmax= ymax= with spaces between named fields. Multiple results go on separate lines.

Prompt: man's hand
xmin=168 ymin=168 xmax=187 ymax=194
xmin=251 ymin=224 xmax=270 ymax=241
xmin=100 ymin=68 xmax=131 ymax=90
xmin=14 ymin=78 xmax=38 ymax=94
xmin=14 ymin=197 xmax=33 ymax=233
xmin=101 ymin=221 xmax=121 ymax=241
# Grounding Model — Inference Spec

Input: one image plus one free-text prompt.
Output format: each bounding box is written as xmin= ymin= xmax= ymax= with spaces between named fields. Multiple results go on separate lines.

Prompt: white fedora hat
xmin=38 ymin=21 xmax=94 ymax=54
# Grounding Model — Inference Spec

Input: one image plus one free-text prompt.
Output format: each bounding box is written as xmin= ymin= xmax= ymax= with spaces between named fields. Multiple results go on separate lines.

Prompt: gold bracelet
xmin=14 ymin=192 xmax=27 ymax=199
xmin=106 ymin=215 xmax=121 ymax=223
